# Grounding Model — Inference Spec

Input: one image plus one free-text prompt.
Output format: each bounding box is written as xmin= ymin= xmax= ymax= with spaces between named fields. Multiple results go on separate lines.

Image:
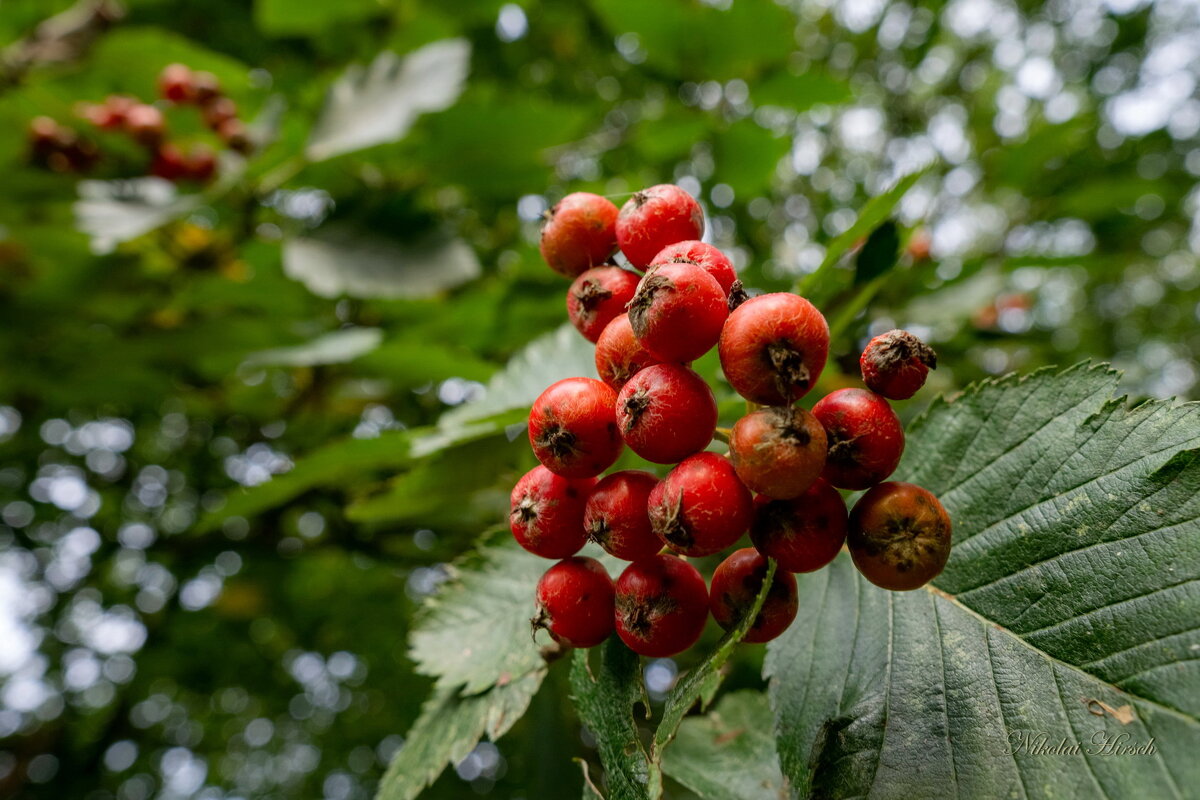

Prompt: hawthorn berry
xmin=616 ymin=184 xmax=704 ymax=269
xmin=533 ymin=557 xmax=615 ymax=648
xmin=860 ymin=329 xmax=937 ymax=400
xmin=509 ymin=465 xmax=596 ymax=559
xmin=566 ymin=266 xmax=640 ymax=343
xmin=651 ymin=240 xmax=737 ymax=294
xmin=811 ymin=388 xmax=904 ymax=490
xmin=184 ymin=146 xmax=217 ymax=183
xmin=614 ymin=554 xmax=708 ymax=657
xmin=718 ymin=293 xmax=829 ymax=405
xmin=528 ymin=377 xmax=624 ymax=478
xmin=151 ymin=143 xmax=188 ymax=181
xmin=123 ymin=104 xmax=166 ymax=145
xmin=191 ymin=71 xmax=221 ymax=105
xmin=158 ymin=63 xmax=194 ymax=102
xmin=203 ymin=97 xmax=238 ymax=129
xmin=750 ymin=478 xmax=847 ymax=573
xmin=648 ymin=452 xmax=752 ymax=557
xmin=627 ymin=261 xmax=727 ymax=363
xmin=217 ymin=118 xmax=251 ymax=154
xmin=539 ymin=192 xmax=619 ymax=278
xmin=709 ymin=548 xmax=798 ymax=643
xmin=583 ymin=470 xmax=662 ymax=562
xmin=594 ymin=313 xmax=662 ymax=391
xmin=729 ymin=406 xmax=826 ymax=499
xmin=615 ymin=364 xmax=717 ymax=464
xmin=848 ymin=482 xmax=951 ymax=591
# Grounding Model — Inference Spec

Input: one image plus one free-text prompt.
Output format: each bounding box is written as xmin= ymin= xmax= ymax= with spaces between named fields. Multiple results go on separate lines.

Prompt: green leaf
xmin=753 ymin=69 xmax=853 ymax=111
xmin=659 ymin=691 xmax=785 ymax=800
xmin=853 ymin=219 xmax=899 ymax=285
xmin=712 ymin=120 xmax=790 ymax=197
xmin=74 ymin=178 xmax=198 ymax=254
xmin=240 ymin=327 xmax=383 ymax=368
xmin=255 ymin=0 xmax=387 ymax=36
xmin=766 ymin=364 xmax=1200 ymax=798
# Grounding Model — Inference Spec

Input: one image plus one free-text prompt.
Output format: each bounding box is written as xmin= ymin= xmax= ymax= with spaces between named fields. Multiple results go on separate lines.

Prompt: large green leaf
xmin=74 ymin=178 xmax=198 ymax=253
xmin=255 ymin=0 xmax=386 ymax=36
xmin=240 ymin=327 xmax=383 ymax=368
xmin=766 ymin=364 xmax=1200 ymax=798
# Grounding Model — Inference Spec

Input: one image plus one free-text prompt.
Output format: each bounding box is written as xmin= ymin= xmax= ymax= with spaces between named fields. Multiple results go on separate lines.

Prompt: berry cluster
xmin=517 ymin=185 xmax=952 ymax=658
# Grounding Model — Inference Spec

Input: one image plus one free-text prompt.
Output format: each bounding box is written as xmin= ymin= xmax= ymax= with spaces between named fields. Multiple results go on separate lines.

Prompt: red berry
xmin=615 ymin=364 xmax=716 ymax=464
xmin=594 ymin=313 xmax=662 ymax=391
xmin=158 ymin=63 xmax=194 ymax=102
xmin=650 ymin=240 xmax=737 ymax=294
xmin=859 ymin=329 xmax=937 ymax=400
xmin=191 ymin=71 xmax=221 ymax=105
xmin=848 ymin=482 xmax=951 ymax=591
xmin=124 ymin=104 xmax=166 ymax=145
xmin=184 ymin=146 xmax=217 ymax=183
xmin=566 ymin=266 xmax=639 ymax=343
xmin=718 ymin=293 xmax=829 ymax=405
xmin=750 ymin=478 xmax=847 ymax=573
xmin=533 ymin=557 xmax=615 ymax=648
xmin=709 ymin=548 xmax=798 ymax=643
xmin=614 ymin=554 xmax=708 ymax=657
xmin=510 ymin=465 xmax=596 ymax=559
xmin=528 ymin=377 xmax=624 ymax=478
xmin=648 ymin=452 xmax=752 ymax=557
xmin=628 ymin=261 xmax=726 ymax=363
xmin=203 ymin=96 xmax=238 ymax=128
xmin=811 ymin=388 xmax=904 ymax=490
xmin=217 ymin=118 xmax=251 ymax=154
xmin=539 ymin=192 xmax=619 ymax=278
xmin=616 ymin=184 xmax=705 ymax=270
xmin=28 ymin=116 xmax=61 ymax=154
xmin=583 ymin=470 xmax=662 ymax=562
xmin=150 ymin=143 xmax=187 ymax=181
xmin=729 ymin=406 xmax=827 ymax=499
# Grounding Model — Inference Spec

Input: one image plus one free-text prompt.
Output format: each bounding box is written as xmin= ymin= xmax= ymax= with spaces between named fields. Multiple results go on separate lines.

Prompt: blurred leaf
xmin=87 ymin=26 xmax=252 ymax=101
xmin=255 ymin=0 xmax=386 ymax=36
xmin=73 ymin=178 xmax=198 ymax=254
xmin=241 ymin=327 xmax=382 ymax=368
xmin=753 ymin=69 xmax=853 ymax=111
xmin=357 ymin=337 xmax=496 ymax=385
xmin=712 ymin=120 xmax=790 ymax=196
xmin=853 ymin=219 xmax=899 ymax=285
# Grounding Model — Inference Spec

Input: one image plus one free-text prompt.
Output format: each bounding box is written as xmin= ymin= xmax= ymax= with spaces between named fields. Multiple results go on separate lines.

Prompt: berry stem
xmin=712 ymin=427 xmax=731 ymax=444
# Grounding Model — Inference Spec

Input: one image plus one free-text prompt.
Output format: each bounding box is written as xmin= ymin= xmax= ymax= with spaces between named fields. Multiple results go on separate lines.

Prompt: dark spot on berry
xmin=621 ymin=389 xmax=651 ymax=433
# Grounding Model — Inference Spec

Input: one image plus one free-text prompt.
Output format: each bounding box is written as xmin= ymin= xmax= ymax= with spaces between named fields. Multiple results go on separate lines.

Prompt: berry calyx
xmin=533 ymin=557 xmax=615 ymax=648
xmin=615 ymin=364 xmax=717 ymax=464
xmin=528 ymin=378 xmax=624 ymax=478
xmin=583 ymin=470 xmax=662 ymax=562
xmin=848 ymin=482 xmax=951 ymax=591
xmin=718 ymin=293 xmax=830 ymax=405
xmin=614 ymin=554 xmax=708 ymax=657
xmin=648 ymin=452 xmax=752 ymax=557
xmin=750 ymin=478 xmax=847 ymax=573
xmin=539 ymin=192 xmax=620 ymax=278
xmin=594 ymin=313 xmax=662 ymax=391
xmin=566 ymin=266 xmax=640 ymax=343
xmin=509 ymin=465 xmax=596 ymax=559
xmin=709 ymin=548 xmax=798 ymax=643
xmin=859 ymin=329 xmax=937 ymax=400
xmin=627 ymin=260 xmax=727 ymax=363
xmin=616 ymin=184 xmax=705 ymax=269
xmin=729 ymin=406 xmax=827 ymax=499
xmin=650 ymin=240 xmax=737 ymax=294
xmin=811 ymin=388 xmax=904 ymax=490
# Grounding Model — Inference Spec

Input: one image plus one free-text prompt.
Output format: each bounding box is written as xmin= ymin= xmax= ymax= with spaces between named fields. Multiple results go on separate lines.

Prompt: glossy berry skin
xmin=615 ymin=364 xmax=716 ymax=464
xmin=594 ymin=313 xmax=662 ymax=391
xmin=848 ymin=482 xmax=952 ymax=591
xmin=158 ymin=63 xmax=194 ymax=102
xmin=718 ymin=293 xmax=830 ymax=405
xmin=709 ymin=548 xmax=798 ymax=643
xmin=651 ymin=240 xmax=737 ymax=294
xmin=529 ymin=378 xmax=624 ymax=478
xmin=729 ymin=406 xmax=827 ymax=499
xmin=812 ymin=388 xmax=904 ymax=490
xmin=533 ymin=557 xmax=615 ymax=648
xmin=614 ymin=554 xmax=708 ymax=657
xmin=539 ymin=192 xmax=619 ymax=278
xmin=751 ymin=478 xmax=847 ymax=573
xmin=124 ymin=104 xmax=166 ymax=145
xmin=648 ymin=452 xmax=753 ymax=557
xmin=566 ymin=266 xmax=640 ymax=343
xmin=510 ymin=465 xmax=596 ymax=559
xmin=616 ymin=184 xmax=705 ymax=269
xmin=628 ymin=261 xmax=727 ymax=363
xmin=860 ymin=329 xmax=937 ymax=400
xmin=583 ymin=470 xmax=662 ymax=562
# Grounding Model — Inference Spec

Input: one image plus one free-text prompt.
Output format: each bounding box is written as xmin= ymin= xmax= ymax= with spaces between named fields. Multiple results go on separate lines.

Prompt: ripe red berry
xmin=729 ymin=406 xmax=826 ymax=499
xmin=718 ymin=293 xmax=829 ymax=405
xmin=124 ymin=104 xmax=166 ymax=145
xmin=750 ymin=478 xmax=847 ymax=573
xmin=616 ymin=184 xmax=705 ymax=269
xmin=594 ymin=313 xmax=662 ymax=391
xmin=614 ymin=554 xmax=708 ymax=657
xmin=627 ymin=261 xmax=727 ymax=363
xmin=583 ymin=470 xmax=662 ymax=562
xmin=566 ymin=266 xmax=640 ymax=343
xmin=650 ymin=240 xmax=737 ymax=294
xmin=859 ymin=329 xmax=937 ymax=400
xmin=203 ymin=96 xmax=238 ymax=128
xmin=533 ymin=557 xmax=615 ymax=648
xmin=217 ymin=118 xmax=251 ymax=154
xmin=158 ymin=63 xmax=194 ymax=102
xmin=191 ymin=71 xmax=221 ymax=105
xmin=648 ymin=452 xmax=752 ymax=557
xmin=184 ymin=146 xmax=217 ymax=183
xmin=615 ymin=364 xmax=716 ymax=464
xmin=709 ymin=548 xmax=798 ymax=643
xmin=28 ymin=117 xmax=61 ymax=154
xmin=848 ymin=482 xmax=952 ymax=591
xmin=510 ymin=465 xmax=596 ymax=559
xmin=811 ymin=388 xmax=904 ymax=490
xmin=539 ymin=192 xmax=619 ymax=278
xmin=528 ymin=377 xmax=624 ymax=478
xmin=150 ymin=143 xmax=187 ymax=181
